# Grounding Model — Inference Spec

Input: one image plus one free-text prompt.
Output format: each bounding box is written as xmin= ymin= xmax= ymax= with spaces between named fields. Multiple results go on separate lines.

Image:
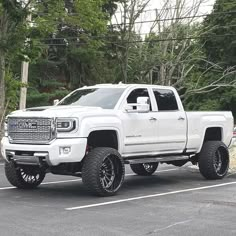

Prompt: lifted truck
xmin=1 ymin=84 xmax=234 ymax=196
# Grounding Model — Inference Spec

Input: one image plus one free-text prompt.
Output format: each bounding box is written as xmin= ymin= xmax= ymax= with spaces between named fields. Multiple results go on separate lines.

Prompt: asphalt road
xmin=0 ymin=162 xmax=236 ymax=236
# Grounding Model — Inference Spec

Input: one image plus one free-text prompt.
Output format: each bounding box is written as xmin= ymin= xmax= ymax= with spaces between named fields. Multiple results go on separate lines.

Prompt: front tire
xmin=130 ymin=163 xmax=158 ymax=176
xmin=198 ymin=141 xmax=229 ymax=180
xmin=5 ymin=161 xmax=46 ymax=189
xmin=82 ymin=147 xmax=125 ymax=196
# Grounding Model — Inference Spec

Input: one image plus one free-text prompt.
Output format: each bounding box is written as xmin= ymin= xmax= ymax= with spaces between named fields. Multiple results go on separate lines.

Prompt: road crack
xmin=146 ymin=219 xmax=192 ymax=235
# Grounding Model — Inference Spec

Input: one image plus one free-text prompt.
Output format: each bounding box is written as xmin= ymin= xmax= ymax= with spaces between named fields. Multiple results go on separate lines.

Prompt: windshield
xmin=58 ymin=88 xmax=125 ymax=109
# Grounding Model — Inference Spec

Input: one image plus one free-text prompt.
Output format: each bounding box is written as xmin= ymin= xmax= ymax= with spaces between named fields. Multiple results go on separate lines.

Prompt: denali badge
xmin=18 ymin=121 xmax=37 ymax=129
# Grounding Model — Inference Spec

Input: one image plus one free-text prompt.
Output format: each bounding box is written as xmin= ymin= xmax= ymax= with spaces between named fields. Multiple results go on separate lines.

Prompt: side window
xmin=127 ymin=88 xmax=152 ymax=111
xmin=153 ymin=89 xmax=178 ymax=111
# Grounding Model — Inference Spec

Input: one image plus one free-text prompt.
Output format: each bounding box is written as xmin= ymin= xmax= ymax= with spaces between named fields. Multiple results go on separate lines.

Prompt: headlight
xmin=56 ymin=118 xmax=77 ymax=132
xmin=4 ymin=119 xmax=8 ymax=137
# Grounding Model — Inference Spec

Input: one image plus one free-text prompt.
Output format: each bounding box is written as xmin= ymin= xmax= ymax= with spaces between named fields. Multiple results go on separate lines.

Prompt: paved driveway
xmin=0 ymin=162 xmax=236 ymax=236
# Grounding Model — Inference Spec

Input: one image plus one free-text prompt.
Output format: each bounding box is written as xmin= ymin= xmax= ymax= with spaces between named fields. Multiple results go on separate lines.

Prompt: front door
xmin=121 ymin=88 xmax=158 ymax=155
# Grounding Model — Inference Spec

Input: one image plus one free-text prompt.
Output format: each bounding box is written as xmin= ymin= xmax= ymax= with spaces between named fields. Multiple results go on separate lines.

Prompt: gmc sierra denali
xmin=1 ymin=84 xmax=234 ymax=196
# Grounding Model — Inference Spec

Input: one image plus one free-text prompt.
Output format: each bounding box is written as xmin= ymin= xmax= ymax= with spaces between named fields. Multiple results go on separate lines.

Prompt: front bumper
xmin=1 ymin=137 xmax=87 ymax=166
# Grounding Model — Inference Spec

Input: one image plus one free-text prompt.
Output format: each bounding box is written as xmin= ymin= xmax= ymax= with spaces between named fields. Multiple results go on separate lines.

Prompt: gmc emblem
xmin=18 ymin=121 xmax=37 ymax=129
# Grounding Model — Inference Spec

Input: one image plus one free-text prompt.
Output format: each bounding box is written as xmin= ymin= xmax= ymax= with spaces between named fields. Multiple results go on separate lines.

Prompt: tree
xmin=110 ymin=0 xmax=236 ymax=101
xmin=0 ymin=0 xmax=27 ymax=125
xmin=184 ymin=0 xmax=236 ymax=117
xmin=203 ymin=0 xmax=236 ymax=67
xmin=110 ymin=0 xmax=209 ymax=87
xmin=56 ymin=0 xmax=110 ymax=88
xmin=26 ymin=0 xmax=120 ymax=108
xmin=111 ymin=0 xmax=151 ymax=83
xmin=0 ymin=0 xmax=65 ymax=127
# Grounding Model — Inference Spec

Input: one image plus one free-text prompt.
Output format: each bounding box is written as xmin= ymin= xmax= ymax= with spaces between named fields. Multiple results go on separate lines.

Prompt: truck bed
xmin=186 ymin=111 xmax=233 ymax=153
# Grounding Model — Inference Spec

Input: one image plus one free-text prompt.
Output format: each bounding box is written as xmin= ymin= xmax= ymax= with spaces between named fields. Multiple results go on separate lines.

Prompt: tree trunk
xmin=0 ymin=53 xmax=5 ymax=144
xmin=123 ymin=49 xmax=128 ymax=83
xmin=0 ymin=53 xmax=5 ymax=124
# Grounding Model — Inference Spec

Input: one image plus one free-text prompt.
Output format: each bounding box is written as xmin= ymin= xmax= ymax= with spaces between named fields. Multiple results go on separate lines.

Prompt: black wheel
xmin=5 ymin=161 xmax=46 ymax=189
xmin=82 ymin=147 xmax=125 ymax=196
xmin=198 ymin=141 xmax=229 ymax=180
xmin=130 ymin=162 xmax=158 ymax=176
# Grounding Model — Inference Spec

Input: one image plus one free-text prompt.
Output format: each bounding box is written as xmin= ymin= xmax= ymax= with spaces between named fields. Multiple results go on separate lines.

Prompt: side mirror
xmin=137 ymin=97 xmax=150 ymax=113
xmin=53 ymin=99 xmax=59 ymax=106
xmin=125 ymin=96 xmax=150 ymax=113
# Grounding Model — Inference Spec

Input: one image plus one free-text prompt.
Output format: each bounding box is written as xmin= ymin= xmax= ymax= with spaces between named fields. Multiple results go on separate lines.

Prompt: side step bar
xmin=124 ymin=155 xmax=190 ymax=164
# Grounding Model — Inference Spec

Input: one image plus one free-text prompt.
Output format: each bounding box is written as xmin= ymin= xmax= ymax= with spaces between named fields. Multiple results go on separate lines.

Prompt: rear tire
xmin=5 ymin=161 xmax=46 ymax=189
xmin=130 ymin=163 xmax=158 ymax=176
xmin=198 ymin=141 xmax=229 ymax=180
xmin=82 ymin=147 xmax=125 ymax=196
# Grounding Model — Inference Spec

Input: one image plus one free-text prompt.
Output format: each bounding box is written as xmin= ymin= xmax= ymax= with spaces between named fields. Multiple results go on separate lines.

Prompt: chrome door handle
xmin=149 ymin=117 xmax=157 ymax=121
xmin=178 ymin=116 xmax=185 ymax=121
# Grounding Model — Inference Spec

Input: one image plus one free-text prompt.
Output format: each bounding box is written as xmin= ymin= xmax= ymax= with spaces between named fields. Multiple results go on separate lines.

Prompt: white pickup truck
xmin=1 ymin=84 xmax=234 ymax=196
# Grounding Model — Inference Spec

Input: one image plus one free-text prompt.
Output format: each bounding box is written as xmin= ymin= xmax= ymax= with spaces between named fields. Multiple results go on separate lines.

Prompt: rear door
xmin=152 ymin=88 xmax=187 ymax=153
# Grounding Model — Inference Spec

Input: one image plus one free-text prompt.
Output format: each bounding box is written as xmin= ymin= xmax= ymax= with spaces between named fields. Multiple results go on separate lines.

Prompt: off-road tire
xmin=5 ymin=161 xmax=46 ymax=189
xmin=130 ymin=162 xmax=158 ymax=176
xmin=82 ymin=147 xmax=125 ymax=196
xmin=198 ymin=141 xmax=229 ymax=180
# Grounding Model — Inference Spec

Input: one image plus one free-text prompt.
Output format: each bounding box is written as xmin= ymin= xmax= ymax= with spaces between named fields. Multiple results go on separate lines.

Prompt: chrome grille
xmin=8 ymin=117 xmax=54 ymax=144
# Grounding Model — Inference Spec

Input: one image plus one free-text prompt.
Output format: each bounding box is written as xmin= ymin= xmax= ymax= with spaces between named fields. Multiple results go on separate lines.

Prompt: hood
xmin=9 ymin=105 xmax=103 ymax=118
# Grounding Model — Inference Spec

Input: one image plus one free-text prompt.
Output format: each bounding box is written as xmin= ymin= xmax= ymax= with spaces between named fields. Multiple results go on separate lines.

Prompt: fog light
xmin=60 ymin=147 xmax=71 ymax=155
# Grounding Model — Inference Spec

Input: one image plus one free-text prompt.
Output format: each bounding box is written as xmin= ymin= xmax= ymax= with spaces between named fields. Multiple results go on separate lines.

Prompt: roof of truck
xmin=80 ymin=83 xmax=175 ymax=90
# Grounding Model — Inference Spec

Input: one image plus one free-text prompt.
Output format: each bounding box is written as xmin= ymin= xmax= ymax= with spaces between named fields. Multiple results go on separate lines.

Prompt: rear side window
xmin=153 ymin=89 xmax=178 ymax=111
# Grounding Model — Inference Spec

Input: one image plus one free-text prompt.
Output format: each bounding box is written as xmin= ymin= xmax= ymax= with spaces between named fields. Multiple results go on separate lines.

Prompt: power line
xmin=111 ymin=10 xmax=236 ymax=26
xmin=29 ymin=10 xmax=236 ymax=45
xmin=36 ymin=3 xmax=236 ymax=16
xmin=35 ymin=10 xmax=236 ymax=30
xmin=120 ymin=34 xmax=236 ymax=44
xmin=35 ymin=8 xmax=236 ymax=22
xmin=113 ymin=2 xmax=236 ymax=14
xmin=41 ymin=33 xmax=236 ymax=47
xmin=39 ymin=24 xmax=236 ymax=42
xmin=114 ymin=6 xmax=213 ymax=14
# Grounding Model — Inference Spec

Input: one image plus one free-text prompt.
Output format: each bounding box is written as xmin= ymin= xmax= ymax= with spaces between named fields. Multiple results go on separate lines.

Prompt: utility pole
xmin=19 ymin=60 xmax=29 ymax=110
xmin=19 ymin=5 xmax=32 ymax=110
xmin=149 ymin=68 xmax=153 ymax=84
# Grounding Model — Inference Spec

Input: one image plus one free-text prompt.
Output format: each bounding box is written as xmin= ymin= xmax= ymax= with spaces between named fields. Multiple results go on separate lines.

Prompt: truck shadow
xmin=5 ymin=169 xmax=204 ymax=201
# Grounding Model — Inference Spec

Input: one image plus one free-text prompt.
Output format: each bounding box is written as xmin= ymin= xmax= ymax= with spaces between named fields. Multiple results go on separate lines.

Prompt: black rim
xmin=99 ymin=155 xmax=123 ymax=192
xmin=19 ymin=166 xmax=43 ymax=184
xmin=214 ymin=146 xmax=229 ymax=176
xmin=143 ymin=163 xmax=155 ymax=173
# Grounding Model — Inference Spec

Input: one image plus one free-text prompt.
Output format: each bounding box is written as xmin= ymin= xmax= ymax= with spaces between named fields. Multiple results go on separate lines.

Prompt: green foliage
xmin=0 ymin=0 xmax=66 ymax=121
xmin=27 ymin=89 xmax=69 ymax=108
xmin=5 ymin=69 xmax=21 ymax=112
xmin=25 ymin=0 xmax=120 ymax=96
xmin=66 ymin=0 xmax=108 ymax=33
xmin=203 ymin=0 xmax=236 ymax=66
xmin=0 ymin=0 xmax=65 ymax=60
xmin=26 ymin=58 xmax=70 ymax=108
xmin=1 ymin=0 xmax=235 ymax=121
xmin=184 ymin=87 xmax=236 ymax=118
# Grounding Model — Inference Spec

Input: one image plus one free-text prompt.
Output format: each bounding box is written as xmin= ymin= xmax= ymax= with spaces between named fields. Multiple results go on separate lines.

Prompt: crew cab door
xmin=151 ymin=88 xmax=187 ymax=153
xmin=121 ymin=88 xmax=158 ymax=154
